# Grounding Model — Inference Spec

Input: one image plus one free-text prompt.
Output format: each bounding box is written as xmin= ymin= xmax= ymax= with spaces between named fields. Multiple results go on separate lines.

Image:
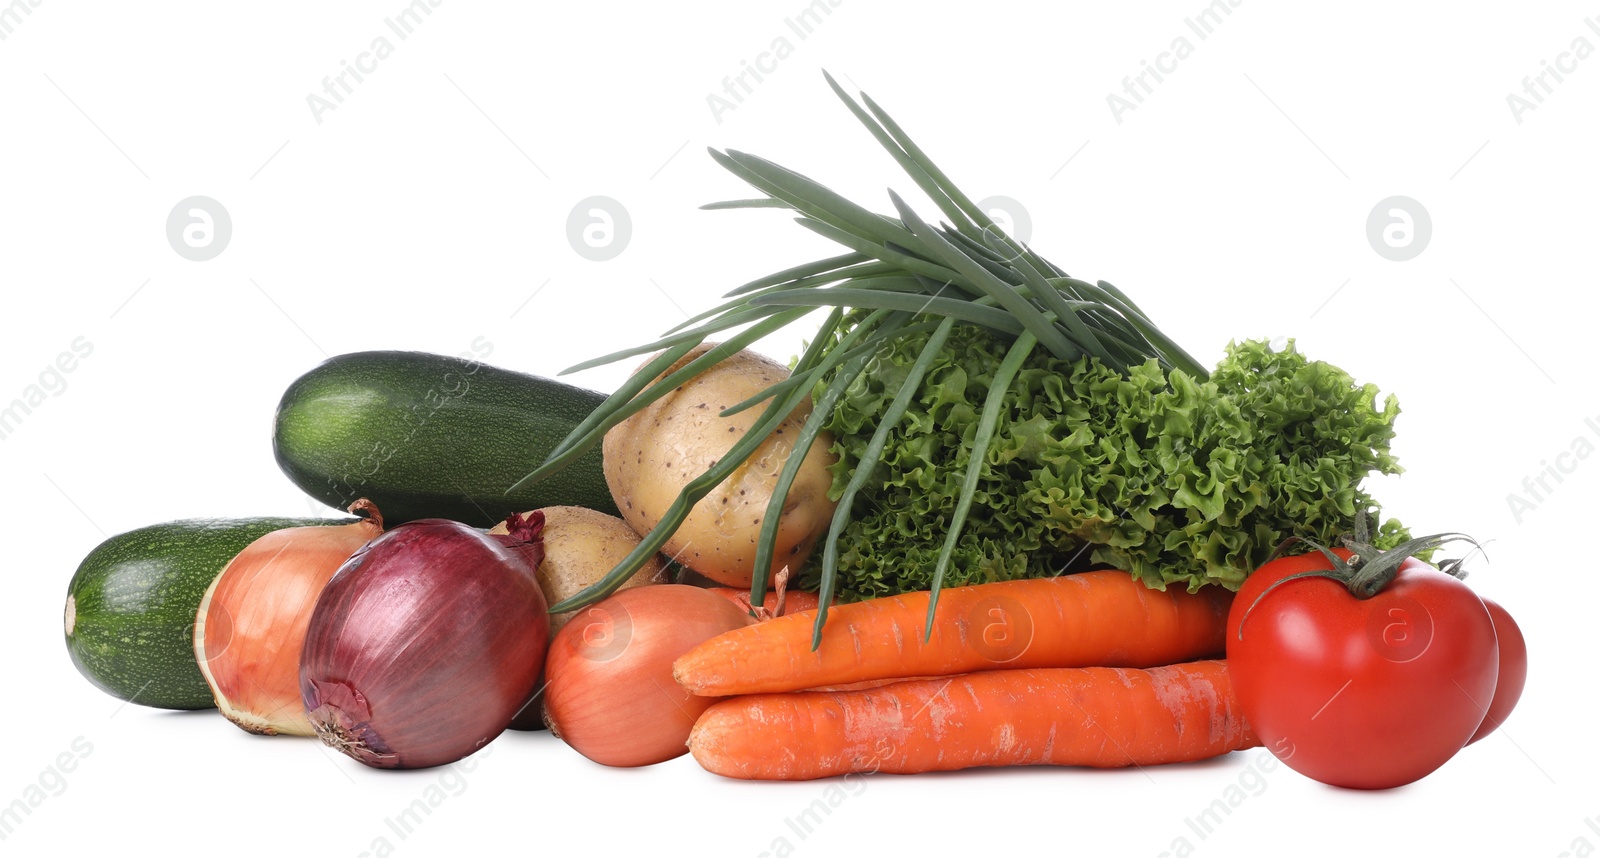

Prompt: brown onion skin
xmin=195 ymin=503 xmax=382 ymax=737
xmin=543 ymin=585 xmax=752 ymax=767
xmin=300 ymin=514 xmax=548 ymax=769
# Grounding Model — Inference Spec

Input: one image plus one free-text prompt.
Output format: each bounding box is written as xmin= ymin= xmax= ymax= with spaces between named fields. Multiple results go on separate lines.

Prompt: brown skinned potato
xmin=490 ymin=505 xmax=668 ymax=633
xmin=602 ymin=344 xmax=837 ymax=588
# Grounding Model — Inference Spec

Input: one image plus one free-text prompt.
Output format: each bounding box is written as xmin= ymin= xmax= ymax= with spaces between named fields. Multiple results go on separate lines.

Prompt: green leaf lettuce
xmin=805 ymin=321 xmax=1409 ymax=599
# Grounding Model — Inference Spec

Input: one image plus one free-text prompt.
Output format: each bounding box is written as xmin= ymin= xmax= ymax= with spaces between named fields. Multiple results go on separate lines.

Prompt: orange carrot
xmin=674 ymin=570 xmax=1232 ymax=696
xmin=688 ymin=660 xmax=1258 ymax=780
xmin=802 ymin=675 xmax=947 ymax=693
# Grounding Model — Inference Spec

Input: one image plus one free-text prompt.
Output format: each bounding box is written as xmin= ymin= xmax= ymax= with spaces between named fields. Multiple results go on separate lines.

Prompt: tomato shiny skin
xmin=1467 ymin=597 xmax=1527 ymax=744
xmin=1226 ymin=551 xmax=1499 ymax=789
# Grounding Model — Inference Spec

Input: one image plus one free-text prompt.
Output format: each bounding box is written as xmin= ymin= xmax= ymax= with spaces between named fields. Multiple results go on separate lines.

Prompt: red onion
xmin=300 ymin=512 xmax=549 ymax=769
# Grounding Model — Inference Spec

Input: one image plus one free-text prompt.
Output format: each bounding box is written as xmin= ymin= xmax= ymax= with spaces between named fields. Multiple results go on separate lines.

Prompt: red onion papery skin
xmin=300 ymin=513 xmax=548 ymax=769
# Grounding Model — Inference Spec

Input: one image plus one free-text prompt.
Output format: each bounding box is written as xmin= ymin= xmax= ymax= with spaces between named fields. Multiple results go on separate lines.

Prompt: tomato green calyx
xmin=1234 ymin=528 xmax=1482 ymax=641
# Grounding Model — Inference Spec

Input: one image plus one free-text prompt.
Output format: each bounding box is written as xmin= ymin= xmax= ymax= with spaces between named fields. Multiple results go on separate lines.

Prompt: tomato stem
xmin=1234 ymin=525 xmax=1483 ymax=641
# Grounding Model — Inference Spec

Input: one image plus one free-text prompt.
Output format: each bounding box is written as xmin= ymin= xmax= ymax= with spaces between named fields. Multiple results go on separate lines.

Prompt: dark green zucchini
xmin=272 ymin=350 xmax=618 ymax=526
xmin=64 ymin=517 xmax=343 ymax=710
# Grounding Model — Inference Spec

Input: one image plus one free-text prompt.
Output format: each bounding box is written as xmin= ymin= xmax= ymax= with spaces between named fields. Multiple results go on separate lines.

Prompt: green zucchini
xmin=273 ymin=350 xmax=618 ymax=526
xmin=64 ymin=517 xmax=342 ymax=710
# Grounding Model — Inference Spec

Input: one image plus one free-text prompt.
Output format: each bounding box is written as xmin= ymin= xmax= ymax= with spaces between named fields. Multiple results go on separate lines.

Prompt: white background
xmin=3 ymin=1 xmax=1595 ymax=856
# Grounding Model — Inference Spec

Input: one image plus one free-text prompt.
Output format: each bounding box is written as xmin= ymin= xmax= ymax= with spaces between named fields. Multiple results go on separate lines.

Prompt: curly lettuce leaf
xmin=803 ymin=322 xmax=1410 ymax=599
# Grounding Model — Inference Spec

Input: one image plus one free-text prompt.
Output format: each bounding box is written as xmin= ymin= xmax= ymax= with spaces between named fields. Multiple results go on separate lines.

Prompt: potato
xmin=490 ymin=505 xmax=668 ymax=633
xmin=602 ymin=343 xmax=838 ymax=588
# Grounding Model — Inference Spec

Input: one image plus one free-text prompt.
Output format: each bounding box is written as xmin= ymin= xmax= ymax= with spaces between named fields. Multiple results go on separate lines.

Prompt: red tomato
xmin=1226 ymin=549 xmax=1499 ymax=789
xmin=1467 ymin=597 xmax=1527 ymax=744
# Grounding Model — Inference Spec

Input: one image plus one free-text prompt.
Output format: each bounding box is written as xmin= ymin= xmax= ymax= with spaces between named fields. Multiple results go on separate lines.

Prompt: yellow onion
xmin=194 ymin=500 xmax=383 ymax=736
xmin=300 ymin=512 xmax=548 ymax=769
xmin=543 ymin=585 xmax=752 ymax=767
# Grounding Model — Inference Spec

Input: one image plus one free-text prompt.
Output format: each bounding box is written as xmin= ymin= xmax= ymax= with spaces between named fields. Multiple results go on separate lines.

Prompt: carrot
xmin=674 ymin=570 xmax=1232 ymax=696
xmin=687 ymin=660 xmax=1258 ymax=780
xmin=802 ymin=675 xmax=947 ymax=693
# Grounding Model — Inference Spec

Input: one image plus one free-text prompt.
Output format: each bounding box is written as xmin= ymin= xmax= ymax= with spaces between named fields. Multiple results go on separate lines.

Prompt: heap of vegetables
xmin=58 ymin=73 xmax=1527 ymax=793
xmin=516 ymin=72 xmax=1412 ymax=641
